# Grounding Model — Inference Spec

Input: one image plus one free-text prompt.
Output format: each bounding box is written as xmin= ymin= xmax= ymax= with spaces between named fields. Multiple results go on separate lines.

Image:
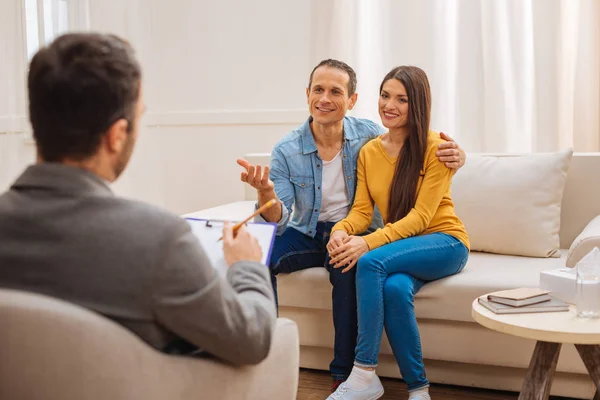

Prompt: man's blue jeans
xmin=270 ymin=223 xmax=356 ymax=381
xmin=354 ymin=233 xmax=469 ymax=392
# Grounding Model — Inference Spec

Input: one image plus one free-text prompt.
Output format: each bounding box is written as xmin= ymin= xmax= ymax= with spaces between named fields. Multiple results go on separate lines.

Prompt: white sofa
xmin=0 ymin=289 xmax=300 ymax=400
xmin=188 ymin=152 xmax=600 ymax=399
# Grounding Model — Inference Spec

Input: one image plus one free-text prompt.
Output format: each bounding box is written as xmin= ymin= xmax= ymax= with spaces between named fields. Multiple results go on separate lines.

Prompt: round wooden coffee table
xmin=472 ymin=297 xmax=600 ymax=400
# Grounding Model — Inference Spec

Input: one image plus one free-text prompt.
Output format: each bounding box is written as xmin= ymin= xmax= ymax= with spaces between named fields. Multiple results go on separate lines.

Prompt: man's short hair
xmin=308 ymin=59 xmax=357 ymax=96
xmin=28 ymin=33 xmax=142 ymax=162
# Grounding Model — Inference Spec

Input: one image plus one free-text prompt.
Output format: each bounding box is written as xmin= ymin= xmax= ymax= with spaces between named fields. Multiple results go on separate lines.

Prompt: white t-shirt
xmin=318 ymin=150 xmax=351 ymax=222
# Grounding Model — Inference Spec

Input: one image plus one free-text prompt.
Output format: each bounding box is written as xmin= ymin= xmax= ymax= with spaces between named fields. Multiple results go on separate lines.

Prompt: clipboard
xmin=186 ymin=218 xmax=277 ymax=275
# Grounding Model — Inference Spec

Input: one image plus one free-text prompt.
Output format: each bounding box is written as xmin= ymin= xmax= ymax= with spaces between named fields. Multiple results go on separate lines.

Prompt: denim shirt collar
xmin=300 ymin=118 xmax=318 ymax=155
xmin=300 ymin=116 xmax=359 ymax=155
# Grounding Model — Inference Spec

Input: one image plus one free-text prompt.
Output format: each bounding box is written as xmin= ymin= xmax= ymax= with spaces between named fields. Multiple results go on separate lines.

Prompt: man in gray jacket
xmin=0 ymin=32 xmax=276 ymax=365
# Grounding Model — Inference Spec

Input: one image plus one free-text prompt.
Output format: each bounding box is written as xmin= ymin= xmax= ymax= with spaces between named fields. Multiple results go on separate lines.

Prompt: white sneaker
xmin=408 ymin=390 xmax=431 ymax=400
xmin=326 ymin=374 xmax=384 ymax=400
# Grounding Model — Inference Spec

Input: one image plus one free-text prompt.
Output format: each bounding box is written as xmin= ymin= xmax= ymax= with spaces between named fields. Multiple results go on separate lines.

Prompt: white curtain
xmin=310 ymin=0 xmax=600 ymax=153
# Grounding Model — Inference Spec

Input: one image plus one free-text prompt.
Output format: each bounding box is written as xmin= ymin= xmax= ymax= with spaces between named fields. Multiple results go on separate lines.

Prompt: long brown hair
xmin=383 ymin=66 xmax=432 ymax=223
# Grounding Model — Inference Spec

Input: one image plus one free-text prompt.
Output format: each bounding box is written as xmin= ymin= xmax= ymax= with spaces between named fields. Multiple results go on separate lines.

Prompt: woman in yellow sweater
xmin=326 ymin=66 xmax=469 ymax=400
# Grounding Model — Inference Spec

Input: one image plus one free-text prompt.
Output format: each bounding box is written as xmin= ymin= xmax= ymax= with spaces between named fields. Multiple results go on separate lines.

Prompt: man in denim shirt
xmin=238 ymin=60 xmax=465 ymax=391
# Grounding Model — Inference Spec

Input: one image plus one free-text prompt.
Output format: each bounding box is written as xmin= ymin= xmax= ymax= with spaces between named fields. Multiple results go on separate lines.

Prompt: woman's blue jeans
xmin=354 ymin=233 xmax=469 ymax=391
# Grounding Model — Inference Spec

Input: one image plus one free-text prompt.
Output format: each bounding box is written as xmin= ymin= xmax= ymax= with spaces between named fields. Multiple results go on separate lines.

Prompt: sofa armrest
xmin=566 ymin=216 xmax=600 ymax=268
xmin=184 ymin=201 xmax=256 ymax=221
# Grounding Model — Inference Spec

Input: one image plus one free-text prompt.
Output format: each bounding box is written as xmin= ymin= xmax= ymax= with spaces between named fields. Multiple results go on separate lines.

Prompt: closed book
xmin=486 ymin=288 xmax=551 ymax=308
xmin=488 ymin=294 xmax=551 ymax=307
xmin=478 ymin=297 xmax=569 ymax=314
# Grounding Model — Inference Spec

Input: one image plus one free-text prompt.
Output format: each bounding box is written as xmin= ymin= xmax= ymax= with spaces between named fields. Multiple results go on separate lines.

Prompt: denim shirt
xmin=257 ymin=116 xmax=386 ymax=238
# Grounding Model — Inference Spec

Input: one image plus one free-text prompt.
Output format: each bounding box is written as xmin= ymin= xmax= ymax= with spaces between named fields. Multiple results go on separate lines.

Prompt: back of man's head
xmin=28 ymin=33 xmax=142 ymax=163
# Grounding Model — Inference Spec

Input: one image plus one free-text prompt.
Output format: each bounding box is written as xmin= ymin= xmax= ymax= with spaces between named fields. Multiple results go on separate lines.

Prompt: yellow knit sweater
xmin=332 ymin=131 xmax=470 ymax=250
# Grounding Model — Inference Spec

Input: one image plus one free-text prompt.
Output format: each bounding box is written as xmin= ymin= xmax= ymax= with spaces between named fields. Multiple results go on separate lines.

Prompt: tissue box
xmin=540 ymin=268 xmax=577 ymax=304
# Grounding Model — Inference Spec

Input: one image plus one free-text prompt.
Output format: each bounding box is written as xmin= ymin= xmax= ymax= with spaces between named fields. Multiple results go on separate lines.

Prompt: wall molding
xmin=0 ymin=109 xmax=310 ymax=133
xmin=143 ymin=109 xmax=307 ymax=127
xmin=0 ymin=116 xmax=29 ymax=134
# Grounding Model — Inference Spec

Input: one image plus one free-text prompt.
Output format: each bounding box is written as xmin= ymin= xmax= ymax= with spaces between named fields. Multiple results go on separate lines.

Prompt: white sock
xmin=408 ymin=387 xmax=430 ymax=400
xmin=344 ymin=366 xmax=376 ymax=391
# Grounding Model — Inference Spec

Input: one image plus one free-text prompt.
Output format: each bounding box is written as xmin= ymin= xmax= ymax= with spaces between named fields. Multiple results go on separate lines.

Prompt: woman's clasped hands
xmin=326 ymin=230 xmax=369 ymax=273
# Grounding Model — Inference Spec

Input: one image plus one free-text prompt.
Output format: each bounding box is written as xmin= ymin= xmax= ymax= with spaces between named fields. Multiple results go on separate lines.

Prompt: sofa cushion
xmin=278 ymin=251 xmax=567 ymax=323
xmin=450 ymin=149 xmax=572 ymax=258
xmin=186 ymin=201 xmax=570 ymax=322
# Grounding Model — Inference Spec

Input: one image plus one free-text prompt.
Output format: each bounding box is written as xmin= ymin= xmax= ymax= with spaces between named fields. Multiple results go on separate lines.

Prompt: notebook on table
xmin=186 ymin=218 xmax=277 ymax=275
xmin=478 ymin=296 xmax=569 ymax=314
xmin=486 ymin=288 xmax=552 ymax=307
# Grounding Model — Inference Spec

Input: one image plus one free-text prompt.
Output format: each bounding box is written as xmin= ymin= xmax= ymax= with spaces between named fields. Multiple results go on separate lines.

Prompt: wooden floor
xmin=297 ymin=368 xmax=578 ymax=400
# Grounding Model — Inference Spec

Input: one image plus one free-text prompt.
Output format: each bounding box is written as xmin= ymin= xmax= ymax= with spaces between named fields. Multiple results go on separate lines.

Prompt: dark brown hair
xmin=28 ymin=33 xmax=142 ymax=162
xmin=383 ymin=66 xmax=431 ymax=223
xmin=308 ymin=59 xmax=357 ymax=96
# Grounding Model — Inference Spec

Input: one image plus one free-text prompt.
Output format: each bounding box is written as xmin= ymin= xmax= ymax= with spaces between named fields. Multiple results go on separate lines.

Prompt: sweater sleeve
xmin=363 ymin=141 xmax=453 ymax=250
xmin=332 ymin=147 xmax=374 ymax=235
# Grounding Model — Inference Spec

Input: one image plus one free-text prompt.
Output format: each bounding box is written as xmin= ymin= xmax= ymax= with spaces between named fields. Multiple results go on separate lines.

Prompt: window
xmin=24 ymin=0 xmax=70 ymax=59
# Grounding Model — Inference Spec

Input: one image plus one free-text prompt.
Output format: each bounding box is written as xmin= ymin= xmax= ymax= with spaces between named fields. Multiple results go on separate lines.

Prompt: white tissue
xmin=577 ymin=246 xmax=600 ymax=266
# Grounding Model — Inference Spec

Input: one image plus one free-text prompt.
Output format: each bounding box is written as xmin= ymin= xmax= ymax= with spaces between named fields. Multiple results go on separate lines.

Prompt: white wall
xmin=1 ymin=0 xmax=319 ymax=213
xmin=88 ymin=0 xmax=319 ymax=213
xmin=0 ymin=1 xmax=34 ymax=190
xmin=3 ymin=1 xmax=599 ymax=210
xmin=0 ymin=1 xmax=27 ymax=131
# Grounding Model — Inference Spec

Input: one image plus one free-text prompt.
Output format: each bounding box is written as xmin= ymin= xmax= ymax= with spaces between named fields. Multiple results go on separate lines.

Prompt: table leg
xmin=574 ymin=344 xmax=600 ymax=399
xmin=518 ymin=341 xmax=562 ymax=400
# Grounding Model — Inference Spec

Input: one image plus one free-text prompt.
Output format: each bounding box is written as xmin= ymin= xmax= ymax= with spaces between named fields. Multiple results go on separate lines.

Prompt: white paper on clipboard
xmin=185 ymin=218 xmax=277 ymax=275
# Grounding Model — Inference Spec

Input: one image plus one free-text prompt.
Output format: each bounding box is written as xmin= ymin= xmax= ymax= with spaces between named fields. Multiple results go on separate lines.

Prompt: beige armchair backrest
xmin=0 ymin=289 xmax=299 ymax=400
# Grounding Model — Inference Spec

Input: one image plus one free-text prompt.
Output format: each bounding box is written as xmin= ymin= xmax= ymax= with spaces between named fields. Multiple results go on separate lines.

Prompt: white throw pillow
xmin=451 ymin=149 xmax=573 ymax=258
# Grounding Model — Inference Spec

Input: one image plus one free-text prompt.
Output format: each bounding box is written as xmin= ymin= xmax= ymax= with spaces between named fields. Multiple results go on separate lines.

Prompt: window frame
xmin=22 ymin=0 xmax=89 ymax=60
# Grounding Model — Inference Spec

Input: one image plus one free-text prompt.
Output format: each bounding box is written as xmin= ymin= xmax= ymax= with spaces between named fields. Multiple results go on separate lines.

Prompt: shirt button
xmin=317 ymin=186 xmax=321 ymax=190
xmin=301 ymin=183 xmax=305 ymax=187
xmin=314 ymin=209 xmax=318 ymax=212
xmin=347 ymin=176 xmax=352 ymax=179
xmin=317 ymin=164 xmax=321 ymax=168
xmin=309 ymin=230 xmax=312 ymax=234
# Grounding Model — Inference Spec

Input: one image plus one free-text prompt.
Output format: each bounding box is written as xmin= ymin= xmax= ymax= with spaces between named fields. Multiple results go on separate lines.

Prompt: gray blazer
xmin=0 ymin=163 xmax=276 ymax=365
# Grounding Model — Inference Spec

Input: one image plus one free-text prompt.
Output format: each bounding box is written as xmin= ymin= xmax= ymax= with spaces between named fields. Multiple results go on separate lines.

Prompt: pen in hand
xmin=217 ymin=198 xmax=277 ymax=241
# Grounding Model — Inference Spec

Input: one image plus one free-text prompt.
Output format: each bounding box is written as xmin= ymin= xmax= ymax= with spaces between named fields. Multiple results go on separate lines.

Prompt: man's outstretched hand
xmin=236 ymin=158 xmax=282 ymax=224
xmin=237 ymin=158 xmax=274 ymax=193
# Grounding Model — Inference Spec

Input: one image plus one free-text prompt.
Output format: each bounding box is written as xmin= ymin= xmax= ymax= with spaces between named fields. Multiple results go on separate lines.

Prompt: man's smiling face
xmin=306 ymin=66 xmax=356 ymax=126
